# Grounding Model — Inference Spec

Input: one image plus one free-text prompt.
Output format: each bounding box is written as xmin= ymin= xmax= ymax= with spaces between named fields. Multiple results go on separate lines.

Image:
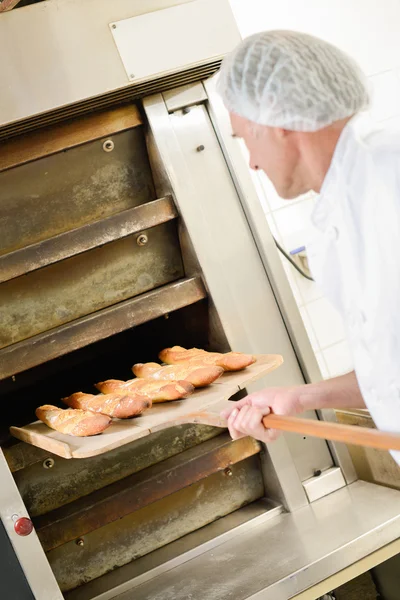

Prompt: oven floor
xmin=66 ymin=480 xmax=400 ymax=600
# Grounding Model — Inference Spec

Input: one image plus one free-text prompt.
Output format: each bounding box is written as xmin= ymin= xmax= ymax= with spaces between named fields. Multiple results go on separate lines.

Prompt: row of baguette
xmin=36 ymin=346 xmax=256 ymax=437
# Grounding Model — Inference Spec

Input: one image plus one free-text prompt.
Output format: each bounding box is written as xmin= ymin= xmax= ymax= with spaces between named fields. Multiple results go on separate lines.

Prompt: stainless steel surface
xmin=34 ymin=434 xmax=261 ymax=552
xmin=12 ymin=425 xmax=219 ymax=518
xmin=302 ymin=467 xmax=346 ymax=503
xmin=0 ymin=0 xmax=240 ymax=131
xmin=0 ymin=104 xmax=142 ymax=172
xmin=0 ymin=220 xmax=183 ymax=348
xmin=0 ymin=126 xmax=154 ymax=255
xmin=163 ymin=82 xmax=208 ymax=112
xmin=143 ymin=93 xmax=332 ymax=506
xmin=318 ymin=409 xmax=358 ymax=485
xmin=0 ymin=196 xmax=177 ymax=283
xmin=47 ymin=454 xmax=264 ymax=592
xmin=109 ymin=481 xmax=400 ymax=600
xmin=0 ymin=451 xmax=63 ymax=600
xmin=65 ymin=500 xmax=283 ymax=600
xmin=110 ymin=1 xmax=238 ymax=81
xmin=0 ymin=277 xmax=206 ymax=380
xmin=203 ymin=76 xmax=357 ymax=485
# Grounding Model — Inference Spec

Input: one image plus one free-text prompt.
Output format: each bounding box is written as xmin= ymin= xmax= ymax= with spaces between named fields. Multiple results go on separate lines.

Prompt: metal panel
xmin=0 ymin=451 xmax=63 ymax=600
xmin=0 ymin=196 xmax=177 ymax=284
xmin=143 ymin=94 xmax=320 ymax=509
xmin=0 ymin=221 xmax=183 ymax=348
xmin=0 ymin=0 xmax=240 ymax=128
xmin=0 ymin=277 xmax=207 ymax=380
xmin=47 ymin=454 xmax=264 ymax=592
xmin=0 ymin=104 xmax=142 ymax=173
xmin=12 ymin=424 xmax=220 ymax=516
xmin=0 ymin=127 xmax=155 ymax=255
xmin=110 ymin=1 xmax=239 ymax=82
xmin=303 ymin=467 xmax=346 ymax=503
xmin=64 ymin=500 xmax=283 ymax=600
xmin=109 ymin=481 xmax=400 ymax=600
xmin=34 ymin=434 xmax=261 ymax=552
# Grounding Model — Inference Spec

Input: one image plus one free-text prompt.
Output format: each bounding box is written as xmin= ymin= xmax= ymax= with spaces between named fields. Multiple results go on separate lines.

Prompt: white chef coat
xmin=306 ymin=114 xmax=400 ymax=465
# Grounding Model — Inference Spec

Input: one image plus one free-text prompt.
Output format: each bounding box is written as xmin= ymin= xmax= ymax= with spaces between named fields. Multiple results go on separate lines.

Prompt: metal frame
xmin=0 ymin=450 xmax=63 ymax=600
xmin=203 ymin=75 xmax=358 ymax=486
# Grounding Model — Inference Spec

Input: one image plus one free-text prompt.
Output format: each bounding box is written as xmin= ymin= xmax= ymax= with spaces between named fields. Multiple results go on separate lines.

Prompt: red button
xmin=14 ymin=517 xmax=33 ymax=536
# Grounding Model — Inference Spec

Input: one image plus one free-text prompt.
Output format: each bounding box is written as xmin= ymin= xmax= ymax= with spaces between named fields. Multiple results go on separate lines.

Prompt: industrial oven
xmin=0 ymin=1 xmax=399 ymax=599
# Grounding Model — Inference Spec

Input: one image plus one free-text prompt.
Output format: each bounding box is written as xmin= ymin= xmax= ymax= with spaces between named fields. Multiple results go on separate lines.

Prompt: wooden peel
xmin=188 ymin=409 xmax=400 ymax=452
xmin=10 ymin=354 xmax=283 ymax=459
xmin=11 ymin=353 xmax=400 ymax=457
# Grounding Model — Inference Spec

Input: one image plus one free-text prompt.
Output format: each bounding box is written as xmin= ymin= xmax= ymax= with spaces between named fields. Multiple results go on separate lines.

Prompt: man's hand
xmin=221 ymin=371 xmax=365 ymax=443
xmin=221 ymin=386 xmax=302 ymax=443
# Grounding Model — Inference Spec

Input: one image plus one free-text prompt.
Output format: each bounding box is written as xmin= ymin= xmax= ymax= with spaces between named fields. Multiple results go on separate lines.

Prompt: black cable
xmin=274 ymin=237 xmax=315 ymax=281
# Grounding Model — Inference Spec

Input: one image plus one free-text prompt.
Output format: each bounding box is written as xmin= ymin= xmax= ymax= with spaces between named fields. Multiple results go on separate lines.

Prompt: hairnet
xmin=217 ymin=30 xmax=370 ymax=132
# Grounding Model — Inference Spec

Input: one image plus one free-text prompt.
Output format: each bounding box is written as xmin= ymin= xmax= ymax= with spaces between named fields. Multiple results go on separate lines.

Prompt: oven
xmin=0 ymin=1 xmax=399 ymax=599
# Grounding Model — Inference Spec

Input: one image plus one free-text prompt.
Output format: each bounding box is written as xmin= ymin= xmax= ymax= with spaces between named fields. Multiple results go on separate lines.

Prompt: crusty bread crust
xmin=62 ymin=392 xmax=151 ymax=419
xmin=36 ymin=405 xmax=111 ymax=436
xmin=132 ymin=363 xmax=223 ymax=387
xmin=159 ymin=346 xmax=256 ymax=371
xmin=95 ymin=377 xmax=194 ymax=403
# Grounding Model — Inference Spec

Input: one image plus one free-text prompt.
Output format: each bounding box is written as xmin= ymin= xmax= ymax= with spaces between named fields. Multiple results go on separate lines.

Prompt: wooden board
xmin=10 ymin=354 xmax=283 ymax=459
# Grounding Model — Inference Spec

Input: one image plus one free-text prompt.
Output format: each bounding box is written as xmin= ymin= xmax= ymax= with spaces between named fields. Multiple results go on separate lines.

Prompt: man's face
xmin=229 ymin=112 xmax=308 ymax=200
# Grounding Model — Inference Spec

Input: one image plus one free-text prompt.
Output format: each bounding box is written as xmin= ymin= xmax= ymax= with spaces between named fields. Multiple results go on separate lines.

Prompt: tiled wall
xmin=229 ymin=0 xmax=400 ymax=379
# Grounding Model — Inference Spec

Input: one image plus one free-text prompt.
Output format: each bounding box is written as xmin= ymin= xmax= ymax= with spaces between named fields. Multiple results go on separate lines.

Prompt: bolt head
xmin=224 ymin=467 xmax=233 ymax=477
xmin=137 ymin=234 xmax=148 ymax=246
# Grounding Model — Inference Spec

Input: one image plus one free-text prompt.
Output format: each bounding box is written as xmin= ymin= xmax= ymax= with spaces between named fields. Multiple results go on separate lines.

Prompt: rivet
xmin=76 ymin=538 xmax=84 ymax=547
xmin=111 ymin=24 xmax=117 ymax=29
xmin=43 ymin=458 xmax=55 ymax=469
xmin=136 ymin=234 xmax=148 ymax=247
xmin=164 ymin=313 xmax=169 ymax=320
xmin=313 ymin=469 xmax=322 ymax=477
xmin=182 ymin=107 xmax=190 ymax=115
xmin=196 ymin=145 xmax=205 ymax=152
xmin=130 ymin=74 xmax=135 ymax=80
xmin=224 ymin=467 xmax=233 ymax=477
xmin=102 ymin=139 xmax=114 ymax=153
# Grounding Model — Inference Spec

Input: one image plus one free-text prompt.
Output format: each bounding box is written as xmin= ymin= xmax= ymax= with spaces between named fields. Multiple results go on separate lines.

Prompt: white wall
xmin=229 ymin=0 xmax=400 ymax=379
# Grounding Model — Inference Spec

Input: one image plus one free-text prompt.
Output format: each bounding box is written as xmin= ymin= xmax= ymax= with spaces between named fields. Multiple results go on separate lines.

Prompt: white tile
xmin=279 ymin=254 xmax=303 ymax=307
xmin=369 ymin=70 xmax=400 ymax=122
xmin=315 ymin=351 xmax=330 ymax=380
xmin=323 ymin=341 xmax=354 ymax=378
xmin=294 ymin=268 xmax=324 ymax=305
xmin=272 ymin=197 xmax=316 ymax=253
xmin=306 ymin=297 xmax=346 ymax=349
xmin=299 ymin=306 xmax=319 ymax=351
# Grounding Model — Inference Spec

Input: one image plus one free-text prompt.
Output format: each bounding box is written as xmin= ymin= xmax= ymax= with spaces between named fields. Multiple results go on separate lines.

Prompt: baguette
xmin=159 ymin=346 xmax=256 ymax=371
xmin=36 ymin=405 xmax=111 ymax=437
xmin=62 ymin=392 xmax=150 ymax=419
xmin=132 ymin=362 xmax=223 ymax=388
xmin=95 ymin=377 xmax=194 ymax=403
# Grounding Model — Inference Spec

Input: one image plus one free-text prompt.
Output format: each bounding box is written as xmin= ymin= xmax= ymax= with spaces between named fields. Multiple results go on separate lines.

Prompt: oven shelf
xmin=10 ymin=354 xmax=283 ymax=459
xmin=0 ymin=276 xmax=206 ymax=381
xmin=0 ymin=195 xmax=178 ymax=284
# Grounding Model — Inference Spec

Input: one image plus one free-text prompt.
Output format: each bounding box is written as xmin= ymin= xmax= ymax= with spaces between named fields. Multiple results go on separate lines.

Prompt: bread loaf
xmin=62 ymin=392 xmax=150 ymax=419
xmin=159 ymin=346 xmax=256 ymax=371
xmin=36 ymin=405 xmax=111 ymax=437
xmin=95 ymin=377 xmax=194 ymax=403
xmin=132 ymin=362 xmax=223 ymax=387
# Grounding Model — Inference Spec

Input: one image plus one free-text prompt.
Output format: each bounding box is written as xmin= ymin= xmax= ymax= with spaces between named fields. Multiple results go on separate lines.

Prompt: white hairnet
xmin=217 ymin=30 xmax=370 ymax=132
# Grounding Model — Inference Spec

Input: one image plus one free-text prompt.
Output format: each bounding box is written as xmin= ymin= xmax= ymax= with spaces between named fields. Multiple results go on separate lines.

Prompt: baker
xmin=218 ymin=30 xmax=400 ymax=466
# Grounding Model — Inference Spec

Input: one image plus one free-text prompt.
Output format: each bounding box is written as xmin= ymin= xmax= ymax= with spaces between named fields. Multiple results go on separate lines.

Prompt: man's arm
xmin=221 ymin=371 xmax=365 ymax=442
xmin=297 ymin=371 xmax=366 ymax=411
